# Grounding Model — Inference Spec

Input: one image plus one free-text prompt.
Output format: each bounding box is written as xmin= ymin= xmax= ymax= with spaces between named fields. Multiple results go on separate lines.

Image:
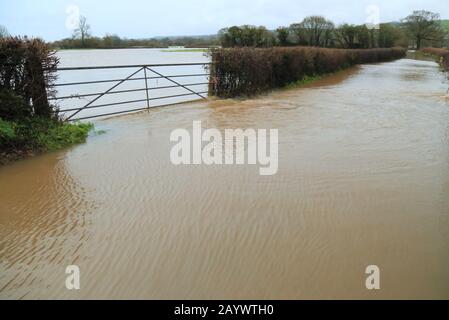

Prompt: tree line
xmin=49 ymin=15 xmax=219 ymax=49
xmin=219 ymin=10 xmax=448 ymax=49
xmin=1 ymin=10 xmax=447 ymax=50
xmin=52 ymin=34 xmax=220 ymax=49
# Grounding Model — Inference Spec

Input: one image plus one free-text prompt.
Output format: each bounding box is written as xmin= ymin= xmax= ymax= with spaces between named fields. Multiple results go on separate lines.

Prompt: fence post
xmin=144 ymin=67 xmax=150 ymax=110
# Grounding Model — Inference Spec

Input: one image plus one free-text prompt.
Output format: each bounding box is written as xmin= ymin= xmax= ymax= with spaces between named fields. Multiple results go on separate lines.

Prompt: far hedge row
xmin=208 ymin=47 xmax=406 ymax=97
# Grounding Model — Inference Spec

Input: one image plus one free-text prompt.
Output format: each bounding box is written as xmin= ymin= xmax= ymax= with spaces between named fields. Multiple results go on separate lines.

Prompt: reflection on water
xmin=1 ymin=59 xmax=449 ymax=299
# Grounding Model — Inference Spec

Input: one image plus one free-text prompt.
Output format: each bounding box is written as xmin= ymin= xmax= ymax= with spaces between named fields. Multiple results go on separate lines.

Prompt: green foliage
xmin=439 ymin=20 xmax=449 ymax=33
xmin=276 ymin=27 xmax=290 ymax=46
xmin=335 ymin=24 xmax=362 ymax=48
xmin=0 ymin=37 xmax=89 ymax=163
xmin=209 ymin=47 xmax=406 ymax=98
xmin=45 ymin=13 xmax=449 ymax=50
xmin=0 ymin=118 xmax=16 ymax=142
xmin=290 ymin=16 xmax=335 ymax=47
xmin=378 ymin=23 xmax=408 ymax=48
xmin=51 ymin=35 xmax=220 ymax=49
xmin=37 ymin=121 xmax=93 ymax=151
xmin=218 ymin=16 xmax=413 ymax=50
xmin=218 ymin=25 xmax=275 ymax=48
xmin=284 ymin=75 xmax=323 ymax=89
xmin=0 ymin=116 xmax=93 ymax=154
xmin=333 ymin=24 xmax=406 ymax=49
xmin=402 ymin=10 xmax=445 ymax=49
xmin=0 ymin=89 xmax=31 ymax=120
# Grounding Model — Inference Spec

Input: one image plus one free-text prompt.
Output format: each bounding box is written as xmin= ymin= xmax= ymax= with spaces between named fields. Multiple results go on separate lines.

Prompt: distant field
xmin=161 ymin=48 xmax=209 ymax=52
xmin=440 ymin=19 xmax=449 ymax=33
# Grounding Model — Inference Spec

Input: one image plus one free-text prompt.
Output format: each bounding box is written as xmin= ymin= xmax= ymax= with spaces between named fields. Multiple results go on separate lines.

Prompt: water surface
xmin=1 ymin=58 xmax=449 ymax=299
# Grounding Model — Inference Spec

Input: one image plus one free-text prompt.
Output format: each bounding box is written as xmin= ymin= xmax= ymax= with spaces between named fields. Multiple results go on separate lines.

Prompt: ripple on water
xmin=1 ymin=58 xmax=449 ymax=299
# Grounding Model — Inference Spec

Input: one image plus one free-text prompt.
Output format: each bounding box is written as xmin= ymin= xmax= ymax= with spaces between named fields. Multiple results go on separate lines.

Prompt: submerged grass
xmin=284 ymin=74 xmax=324 ymax=89
xmin=37 ymin=121 xmax=93 ymax=151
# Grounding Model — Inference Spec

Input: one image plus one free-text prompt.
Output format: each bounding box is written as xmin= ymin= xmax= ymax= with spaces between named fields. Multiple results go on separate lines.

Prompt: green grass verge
xmin=1 ymin=117 xmax=93 ymax=164
xmin=406 ymin=50 xmax=437 ymax=61
xmin=37 ymin=121 xmax=93 ymax=151
xmin=284 ymin=75 xmax=324 ymax=89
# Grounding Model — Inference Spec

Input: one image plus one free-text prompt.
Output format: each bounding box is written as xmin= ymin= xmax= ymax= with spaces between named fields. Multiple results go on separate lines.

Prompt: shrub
xmin=0 ymin=118 xmax=16 ymax=145
xmin=0 ymin=89 xmax=31 ymax=120
xmin=37 ymin=121 xmax=93 ymax=151
xmin=209 ymin=47 xmax=406 ymax=97
xmin=0 ymin=37 xmax=91 ymax=164
xmin=0 ymin=37 xmax=58 ymax=120
xmin=0 ymin=116 xmax=93 ymax=153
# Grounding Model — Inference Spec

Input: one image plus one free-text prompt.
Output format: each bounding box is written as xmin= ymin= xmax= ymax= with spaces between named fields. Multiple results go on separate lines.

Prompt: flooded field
xmin=1 ymin=58 xmax=449 ymax=299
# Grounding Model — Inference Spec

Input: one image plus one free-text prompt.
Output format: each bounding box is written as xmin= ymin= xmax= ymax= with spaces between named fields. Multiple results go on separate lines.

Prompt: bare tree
xmin=289 ymin=23 xmax=307 ymax=45
xmin=218 ymin=25 xmax=274 ymax=47
xmin=276 ymin=27 xmax=290 ymax=46
xmin=402 ymin=10 xmax=443 ymax=49
xmin=73 ymin=16 xmax=91 ymax=47
xmin=335 ymin=24 xmax=358 ymax=48
xmin=291 ymin=16 xmax=334 ymax=47
xmin=0 ymin=25 xmax=8 ymax=38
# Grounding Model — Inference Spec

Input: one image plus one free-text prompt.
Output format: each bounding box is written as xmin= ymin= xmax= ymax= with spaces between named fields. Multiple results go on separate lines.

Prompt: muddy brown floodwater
xmin=1 ymin=59 xmax=449 ymax=299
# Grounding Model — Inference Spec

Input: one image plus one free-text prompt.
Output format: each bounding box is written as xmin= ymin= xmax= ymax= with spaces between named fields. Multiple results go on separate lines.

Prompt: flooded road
xmin=1 ymin=59 xmax=449 ymax=299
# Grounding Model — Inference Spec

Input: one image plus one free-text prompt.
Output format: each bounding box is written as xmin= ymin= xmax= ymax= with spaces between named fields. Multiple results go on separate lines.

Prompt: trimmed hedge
xmin=0 ymin=38 xmax=94 ymax=164
xmin=0 ymin=37 xmax=58 ymax=120
xmin=208 ymin=47 xmax=406 ymax=97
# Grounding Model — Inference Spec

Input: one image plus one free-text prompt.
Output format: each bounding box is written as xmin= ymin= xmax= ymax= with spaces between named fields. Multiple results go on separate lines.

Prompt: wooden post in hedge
xmin=25 ymin=39 xmax=58 ymax=118
xmin=208 ymin=49 xmax=217 ymax=97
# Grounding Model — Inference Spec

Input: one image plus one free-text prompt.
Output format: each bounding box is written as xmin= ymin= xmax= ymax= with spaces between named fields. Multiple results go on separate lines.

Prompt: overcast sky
xmin=1 ymin=0 xmax=448 ymax=41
